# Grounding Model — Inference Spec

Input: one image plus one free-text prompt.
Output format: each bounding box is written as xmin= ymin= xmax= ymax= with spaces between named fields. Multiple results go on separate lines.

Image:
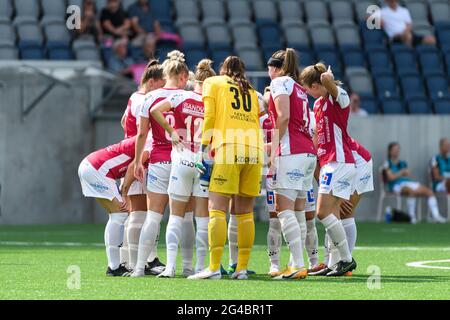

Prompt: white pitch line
xmin=406 ymin=260 xmax=450 ymax=270
xmin=1 ymin=241 xmax=450 ymax=251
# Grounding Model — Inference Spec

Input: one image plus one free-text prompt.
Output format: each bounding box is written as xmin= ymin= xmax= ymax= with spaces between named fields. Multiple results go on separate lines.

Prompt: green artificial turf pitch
xmin=1 ymin=222 xmax=450 ymax=300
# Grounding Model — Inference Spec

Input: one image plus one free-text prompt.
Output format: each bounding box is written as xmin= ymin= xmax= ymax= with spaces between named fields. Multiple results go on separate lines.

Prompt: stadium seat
xmin=406 ymin=1 xmax=431 ymax=25
xmin=437 ymin=29 xmax=450 ymax=50
xmin=14 ymin=0 xmax=40 ymax=21
xmin=335 ymin=22 xmax=361 ymax=50
xmin=430 ymin=1 xmax=450 ymax=25
xmin=361 ymin=24 xmax=386 ymax=50
xmin=375 ymin=74 xmax=400 ymax=99
xmin=122 ymin=0 xmax=136 ymax=10
xmin=20 ymin=45 xmax=45 ymax=60
xmin=342 ymin=48 xmax=366 ymax=68
xmin=75 ymin=47 xmax=101 ymax=62
xmin=381 ymin=98 xmax=407 ymax=114
xmin=96 ymin=0 xmax=107 ymax=10
xmin=284 ymin=25 xmax=310 ymax=51
xmin=149 ymin=0 xmax=173 ymax=25
xmin=174 ymin=0 xmax=200 ymax=25
xmin=67 ymin=0 xmax=82 ymax=7
xmin=392 ymin=48 xmax=419 ymax=74
xmin=253 ymin=0 xmax=278 ymax=26
xmin=0 ymin=44 xmax=18 ymax=59
xmin=316 ymin=49 xmax=343 ymax=74
xmin=48 ymin=46 xmax=74 ymax=60
xmin=434 ymin=98 xmax=450 ymax=114
xmin=232 ymin=24 xmax=258 ymax=51
xmin=0 ymin=22 xmax=16 ymax=46
xmin=211 ymin=48 xmax=233 ymax=72
xmin=419 ymin=51 xmax=445 ymax=76
xmin=444 ymin=52 xmax=450 ymax=74
xmin=237 ymin=48 xmax=264 ymax=71
xmin=0 ymin=0 xmax=13 ymax=21
xmin=200 ymin=0 xmax=226 ymax=25
xmin=205 ymin=24 xmax=232 ymax=51
xmin=178 ymin=22 xmax=205 ymax=50
xmin=360 ymin=96 xmax=379 ymax=114
xmin=330 ymin=0 xmax=355 ymax=25
xmin=16 ymin=21 xmax=44 ymax=46
xmin=367 ymin=49 xmax=393 ymax=75
xmin=43 ymin=22 xmax=72 ymax=48
xmin=258 ymin=23 xmax=284 ymax=50
xmin=413 ymin=22 xmax=434 ymax=37
xmin=41 ymin=0 xmax=67 ymax=19
xmin=309 ymin=22 xmax=335 ymax=50
xmin=72 ymin=38 xmax=97 ymax=51
xmin=345 ymin=67 xmax=374 ymax=96
xmin=426 ymin=75 xmax=450 ymax=101
xmin=278 ymin=0 xmax=305 ymax=25
xmin=304 ymin=0 xmax=329 ymax=24
xmin=227 ymin=0 xmax=252 ymax=26
xmin=185 ymin=48 xmax=208 ymax=70
xmin=407 ymin=98 xmax=432 ymax=114
xmin=355 ymin=0 xmax=379 ymax=21
xmin=400 ymin=74 xmax=427 ymax=100
xmin=297 ymin=50 xmax=316 ymax=68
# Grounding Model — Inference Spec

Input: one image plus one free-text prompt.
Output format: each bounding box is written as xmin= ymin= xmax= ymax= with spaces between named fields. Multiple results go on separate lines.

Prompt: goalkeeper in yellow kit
xmin=188 ymin=56 xmax=264 ymax=280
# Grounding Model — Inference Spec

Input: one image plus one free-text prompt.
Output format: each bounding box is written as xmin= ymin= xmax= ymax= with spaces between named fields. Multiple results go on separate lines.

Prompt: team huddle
xmin=78 ymin=48 xmax=374 ymax=280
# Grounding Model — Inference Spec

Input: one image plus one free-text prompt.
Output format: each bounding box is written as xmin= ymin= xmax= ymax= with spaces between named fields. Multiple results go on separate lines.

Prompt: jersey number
xmin=184 ymin=116 xmax=203 ymax=143
xmin=165 ymin=114 xmax=175 ymax=141
xmin=230 ymin=87 xmax=252 ymax=112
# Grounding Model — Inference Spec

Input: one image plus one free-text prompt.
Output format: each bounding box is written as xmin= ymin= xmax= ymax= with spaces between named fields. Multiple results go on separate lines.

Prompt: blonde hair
xmin=140 ymin=59 xmax=163 ymax=87
xmin=161 ymin=50 xmax=189 ymax=79
xmin=195 ymin=59 xmax=216 ymax=82
xmin=299 ymin=62 xmax=342 ymax=87
xmin=270 ymin=48 xmax=300 ymax=83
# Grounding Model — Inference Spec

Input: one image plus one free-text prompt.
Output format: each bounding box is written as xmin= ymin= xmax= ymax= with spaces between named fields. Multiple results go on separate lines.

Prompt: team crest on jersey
xmin=213 ymin=175 xmax=227 ymax=185
xmin=266 ymin=190 xmax=275 ymax=205
xmin=307 ymin=189 xmax=315 ymax=202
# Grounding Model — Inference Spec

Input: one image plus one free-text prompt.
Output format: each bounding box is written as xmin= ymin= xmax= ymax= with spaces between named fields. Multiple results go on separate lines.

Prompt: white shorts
xmin=435 ymin=180 xmax=448 ymax=193
xmin=147 ymin=162 xmax=171 ymax=194
xmin=78 ymin=159 xmax=122 ymax=202
xmin=128 ymin=179 xmax=147 ymax=196
xmin=305 ymin=188 xmax=316 ymax=212
xmin=168 ymin=148 xmax=208 ymax=200
xmin=353 ymin=157 xmax=374 ymax=195
xmin=393 ymin=181 xmax=421 ymax=194
xmin=266 ymin=175 xmax=276 ymax=212
xmin=274 ymin=153 xmax=317 ymax=201
xmin=318 ymin=162 xmax=356 ymax=200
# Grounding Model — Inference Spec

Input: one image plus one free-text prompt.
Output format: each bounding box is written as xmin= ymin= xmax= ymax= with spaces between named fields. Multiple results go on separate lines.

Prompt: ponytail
xmin=299 ymin=62 xmax=342 ymax=87
xmin=140 ymin=59 xmax=163 ymax=87
xmin=161 ymin=50 xmax=189 ymax=79
xmin=267 ymin=48 xmax=300 ymax=83
xmin=221 ymin=56 xmax=253 ymax=95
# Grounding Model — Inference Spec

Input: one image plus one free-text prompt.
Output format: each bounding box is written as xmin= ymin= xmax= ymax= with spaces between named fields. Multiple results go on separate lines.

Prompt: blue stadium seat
xmin=211 ymin=49 xmax=233 ymax=73
xmin=381 ymin=98 xmax=407 ymax=114
xmin=150 ymin=0 xmax=173 ymax=25
xmin=400 ymin=74 xmax=427 ymax=100
xmin=437 ymin=29 xmax=450 ymax=51
xmin=179 ymin=23 xmax=205 ymax=50
xmin=434 ymin=98 xmax=450 ymax=114
xmin=316 ymin=49 xmax=343 ymax=74
xmin=375 ymin=74 xmax=400 ymax=99
xmin=445 ymin=52 xmax=450 ymax=74
xmin=297 ymin=50 xmax=315 ymax=68
xmin=361 ymin=23 xmax=386 ymax=50
xmin=309 ymin=22 xmax=335 ymax=50
xmin=360 ymin=96 xmax=379 ymax=114
xmin=0 ymin=0 xmax=13 ymax=21
xmin=367 ymin=49 xmax=393 ymax=75
xmin=426 ymin=75 xmax=450 ymax=101
xmin=342 ymin=49 xmax=366 ymax=68
xmin=419 ymin=51 xmax=445 ymax=76
xmin=407 ymin=98 xmax=432 ymax=114
xmin=392 ymin=49 xmax=419 ymax=74
xmin=20 ymin=45 xmax=45 ymax=60
xmin=258 ymin=23 xmax=284 ymax=50
xmin=205 ymin=24 xmax=232 ymax=51
xmin=47 ymin=46 xmax=73 ymax=60
xmin=253 ymin=0 xmax=278 ymax=26
xmin=0 ymin=44 xmax=18 ymax=59
xmin=185 ymin=49 xmax=208 ymax=70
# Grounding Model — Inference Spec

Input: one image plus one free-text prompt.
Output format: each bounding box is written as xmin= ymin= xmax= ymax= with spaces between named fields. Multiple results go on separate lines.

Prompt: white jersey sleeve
xmin=335 ymin=87 xmax=350 ymax=109
xmin=308 ymin=111 xmax=316 ymax=137
xmin=167 ymin=91 xmax=188 ymax=109
xmin=270 ymin=76 xmax=294 ymax=99
xmin=140 ymin=92 xmax=155 ymax=118
xmin=257 ymin=91 xmax=265 ymax=114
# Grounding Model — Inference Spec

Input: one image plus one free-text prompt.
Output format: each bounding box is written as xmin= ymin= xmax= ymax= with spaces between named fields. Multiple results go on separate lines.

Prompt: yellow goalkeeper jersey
xmin=201 ymin=75 xmax=263 ymax=151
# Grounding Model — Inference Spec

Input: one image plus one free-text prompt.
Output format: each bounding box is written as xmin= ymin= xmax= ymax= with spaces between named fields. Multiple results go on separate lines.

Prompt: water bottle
xmin=199 ymin=159 xmax=214 ymax=189
xmin=385 ymin=206 xmax=392 ymax=223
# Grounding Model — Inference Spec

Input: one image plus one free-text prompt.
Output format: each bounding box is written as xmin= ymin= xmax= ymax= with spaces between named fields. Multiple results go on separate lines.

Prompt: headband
xmin=267 ymin=57 xmax=284 ymax=68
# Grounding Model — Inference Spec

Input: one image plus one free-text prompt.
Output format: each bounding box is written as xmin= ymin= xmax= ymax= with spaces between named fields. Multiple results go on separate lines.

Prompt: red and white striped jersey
xmin=268 ymin=76 xmax=316 ymax=156
xmin=123 ymin=91 xmax=146 ymax=139
xmin=140 ymin=87 xmax=185 ymax=164
xmin=313 ymin=87 xmax=355 ymax=167
xmin=167 ymin=90 xmax=204 ymax=152
xmin=349 ymin=137 xmax=372 ymax=165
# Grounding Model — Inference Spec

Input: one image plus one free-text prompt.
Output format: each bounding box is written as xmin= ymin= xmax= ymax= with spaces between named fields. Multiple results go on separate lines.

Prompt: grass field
xmin=1 ymin=222 xmax=450 ymax=300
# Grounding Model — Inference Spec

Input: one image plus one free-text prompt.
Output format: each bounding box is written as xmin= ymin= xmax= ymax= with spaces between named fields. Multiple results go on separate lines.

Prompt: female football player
xmin=131 ymin=51 xmax=189 ymax=277
xmin=299 ymin=63 xmax=357 ymax=276
xmin=188 ymin=56 xmax=264 ymax=280
xmin=149 ymin=59 xmax=216 ymax=277
xmin=266 ymin=48 xmax=317 ymax=280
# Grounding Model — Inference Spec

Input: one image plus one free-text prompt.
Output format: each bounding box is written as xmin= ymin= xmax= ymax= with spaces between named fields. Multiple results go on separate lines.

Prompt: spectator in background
xmin=108 ymin=38 xmax=135 ymax=78
xmin=127 ymin=0 xmax=161 ymax=58
xmin=431 ymin=138 xmax=450 ymax=194
xmin=380 ymin=0 xmax=436 ymax=47
xmin=75 ymin=0 xmax=103 ymax=43
xmin=383 ymin=142 xmax=445 ymax=223
xmin=349 ymin=93 xmax=368 ymax=117
xmin=100 ymin=0 xmax=131 ymax=43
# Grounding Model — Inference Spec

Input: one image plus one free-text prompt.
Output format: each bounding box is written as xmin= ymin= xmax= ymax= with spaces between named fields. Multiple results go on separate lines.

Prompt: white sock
xmin=195 ymin=216 xmax=209 ymax=272
xmin=342 ymin=217 xmax=357 ymax=253
xmin=181 ymin=212 xmax=195 ymax=271
xmin=407 ymin=197 xmax=417 ymax=221
xmin=320 ymin=214 xmax=352 ymax=263
xmin=104 ymin=212 xmax=128 ymax=270
xmin=267 ymin=217 xmax=282 ymax=270
xmin=120 ymin=217 xmax=129 ymax=266
xmin=305 ymin=219 xmax=319 ymax=268
xmin=278 ymin=210 xmax=304 ymax=268
xmin=228 ymin=214 xmax=238 ymax=266
xmin=165 ymin=215 xmax=184 ymax=272
xmin=327 ymin=233 xmax=341 ymax=267
xmin=428 ymin=196 xmax=441 ymax=219
xmin=295 ymin=210 xmax=307 ymax=248
xmin=147 ymin=221 xmax=160 ymax=263
xmin=323 ymin=232 xmax=330 ymax=266
xmin=127 ymin=211 xmax=146 ymax=270
xmin=136 ymin=211 xmax=162 ymax=271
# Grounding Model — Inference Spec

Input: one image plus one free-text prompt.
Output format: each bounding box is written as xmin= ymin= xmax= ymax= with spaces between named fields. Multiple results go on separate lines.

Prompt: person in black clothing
xmin=100 ymin=0 xmax=132 ymax=40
